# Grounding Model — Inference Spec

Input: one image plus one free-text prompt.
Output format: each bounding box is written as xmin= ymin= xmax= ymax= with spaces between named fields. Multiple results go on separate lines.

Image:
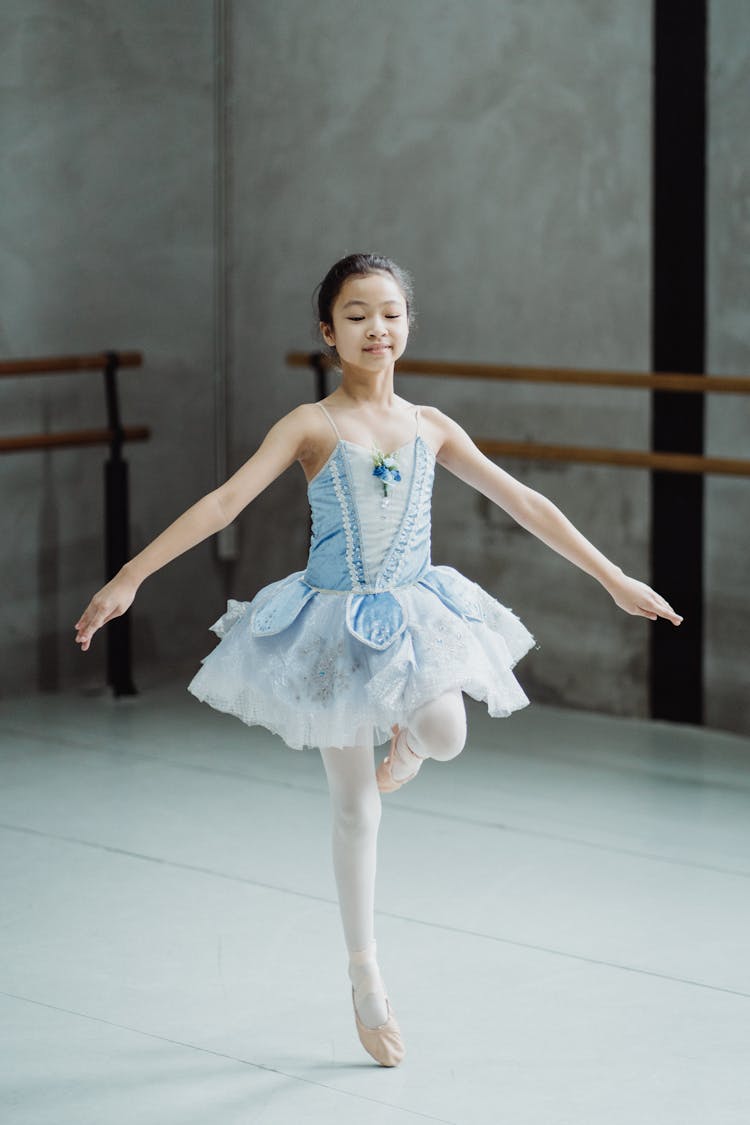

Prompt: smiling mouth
xmin=364 ymin=346 xmax=391 ymax=352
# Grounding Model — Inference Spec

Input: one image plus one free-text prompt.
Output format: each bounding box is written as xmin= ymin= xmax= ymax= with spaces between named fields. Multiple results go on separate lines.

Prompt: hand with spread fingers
xmin=74 ymin=572 xmax=139 ymax=652
xmin=606 ymin=572 xmax=683 ymax=625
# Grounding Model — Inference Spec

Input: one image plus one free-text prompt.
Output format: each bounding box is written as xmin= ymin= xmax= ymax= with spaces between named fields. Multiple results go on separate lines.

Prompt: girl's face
xmin=321 ymin=271 xmax=409 ymax=369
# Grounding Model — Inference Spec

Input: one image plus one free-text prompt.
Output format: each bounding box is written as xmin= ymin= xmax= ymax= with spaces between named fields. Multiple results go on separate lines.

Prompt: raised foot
xmin=376 ymin=723 xmax=424 ymax=793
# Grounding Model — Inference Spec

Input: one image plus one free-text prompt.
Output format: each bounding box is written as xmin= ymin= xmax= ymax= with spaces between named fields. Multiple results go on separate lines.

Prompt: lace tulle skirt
xmin=187 ymin=564 xmax=538 ymax=751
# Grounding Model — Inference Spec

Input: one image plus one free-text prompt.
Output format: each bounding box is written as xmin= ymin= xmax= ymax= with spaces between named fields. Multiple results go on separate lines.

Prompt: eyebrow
xmin=341 ymin=298 xmax=402 ymax=309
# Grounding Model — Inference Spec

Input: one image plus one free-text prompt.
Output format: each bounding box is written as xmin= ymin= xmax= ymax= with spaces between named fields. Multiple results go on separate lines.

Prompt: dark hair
xmin=312 ymin=253 xmax=416 ymax=360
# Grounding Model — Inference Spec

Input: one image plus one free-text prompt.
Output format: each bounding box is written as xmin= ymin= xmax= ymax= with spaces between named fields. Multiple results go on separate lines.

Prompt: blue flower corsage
xmin=371 ymin=447 xmax=401 ymax=507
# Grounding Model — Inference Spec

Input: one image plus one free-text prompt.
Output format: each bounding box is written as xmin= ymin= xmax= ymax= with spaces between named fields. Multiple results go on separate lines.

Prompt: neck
xmin=335 ymin=364 xmax=396 ymax=408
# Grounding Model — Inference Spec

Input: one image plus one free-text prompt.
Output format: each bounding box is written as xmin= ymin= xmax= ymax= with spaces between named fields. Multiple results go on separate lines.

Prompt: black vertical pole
xmin=650 ymin=0 xmax=706 ymax=723
xmin=311 ymin=351 xmax=329 ymax=402
xmin=103 ymin=351 xmax=137 ymax=696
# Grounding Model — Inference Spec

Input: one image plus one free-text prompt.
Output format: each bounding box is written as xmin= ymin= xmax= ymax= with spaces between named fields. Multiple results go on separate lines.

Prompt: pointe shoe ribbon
xmin=351 ymin=986 xmax=406 ymax=1067
xmin=376 ymin=724 xmax=424 ymax=793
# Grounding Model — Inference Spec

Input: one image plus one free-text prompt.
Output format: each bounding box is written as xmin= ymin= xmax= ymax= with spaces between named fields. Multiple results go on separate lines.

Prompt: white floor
xmin=1 ymin=677 xmax=748 ymax=1125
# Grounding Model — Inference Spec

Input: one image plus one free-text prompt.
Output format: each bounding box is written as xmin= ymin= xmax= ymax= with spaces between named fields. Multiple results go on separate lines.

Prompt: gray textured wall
xmin=229 ymin=0 xmax=653 ymax=722
xmin=705 ymin=1 xmax=750 ymax=734
xmin=1 ymin=1 xmax=747 ymax=736
xmin=1 ymin=1 xmax=222 ymax=694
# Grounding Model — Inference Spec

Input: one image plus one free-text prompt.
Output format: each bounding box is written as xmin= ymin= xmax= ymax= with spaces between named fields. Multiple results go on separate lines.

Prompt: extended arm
xmin=429 ymin=407 xmax=683 ymax=625
xmin=74 ymin=405 xmax=311 ymax=650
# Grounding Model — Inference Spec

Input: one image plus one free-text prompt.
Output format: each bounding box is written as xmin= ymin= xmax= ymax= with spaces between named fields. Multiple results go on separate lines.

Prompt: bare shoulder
xmin=261 ymin=401 xmax=330 ymax=455
xmin=416 ymin=404 xmax=537 ymax=521
xmin=287 ymin=400 xmax=345 ymax=481
xmin=211 ymin=402 xmax=330 ymax=524
xmin=270 ymin=400 xmax=320 ymax=435
xmin=417 ymin=404 xmax=465 ymax=463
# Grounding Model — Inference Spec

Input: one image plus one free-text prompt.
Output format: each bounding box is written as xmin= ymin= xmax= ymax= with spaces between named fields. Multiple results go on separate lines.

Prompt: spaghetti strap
xmin=316 ymin=401 xmax=342 ymax=441
xmin=414 ymin=404 xmax=420 ymax=437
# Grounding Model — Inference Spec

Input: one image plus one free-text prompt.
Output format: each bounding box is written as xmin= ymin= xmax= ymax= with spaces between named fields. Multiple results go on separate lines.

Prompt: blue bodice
xmin=243 ymin=408 xmax=487 ymax=651
xmin=304 ymin=435 xmax=435 ymax=592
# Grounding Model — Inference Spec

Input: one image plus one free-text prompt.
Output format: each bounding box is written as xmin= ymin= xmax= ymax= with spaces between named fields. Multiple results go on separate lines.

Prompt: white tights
xmin=319 ymin=689 xmax=467 ymax=1026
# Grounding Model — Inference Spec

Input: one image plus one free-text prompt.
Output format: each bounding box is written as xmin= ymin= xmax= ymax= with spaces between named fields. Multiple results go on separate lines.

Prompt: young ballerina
xmin=74 ymin=252 xmax=683 ymax=1068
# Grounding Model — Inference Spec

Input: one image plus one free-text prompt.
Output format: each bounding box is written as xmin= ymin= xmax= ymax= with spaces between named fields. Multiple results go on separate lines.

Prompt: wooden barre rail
xmin=288 ymin=350 xmax=750 ymax=478
xmin=0 ymin=426 xmax=150 ymax=455
xmin=0 ymin=351 xmax=143 ymax=377
xmin=476 ymin=440 xmax=750 ymax=477
xmin=286 ymin=350 xmax=750 ymax=395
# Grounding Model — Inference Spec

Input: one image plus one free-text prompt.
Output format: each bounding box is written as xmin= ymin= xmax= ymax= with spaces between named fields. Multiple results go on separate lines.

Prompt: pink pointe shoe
xmin=351 ymin=986 xmax=406 ymax=1067
xmin=376 ymin=724 xmax=424 ymax=793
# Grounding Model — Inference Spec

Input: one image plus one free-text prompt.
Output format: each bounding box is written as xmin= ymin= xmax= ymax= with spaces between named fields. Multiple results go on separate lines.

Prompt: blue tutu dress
xmin=187 ymin=401 xmax=538 ymax=751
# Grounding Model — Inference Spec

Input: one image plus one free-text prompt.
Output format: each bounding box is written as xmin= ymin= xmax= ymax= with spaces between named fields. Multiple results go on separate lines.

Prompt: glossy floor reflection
xmin=1 ymin=677 xmax=748 ymax=1124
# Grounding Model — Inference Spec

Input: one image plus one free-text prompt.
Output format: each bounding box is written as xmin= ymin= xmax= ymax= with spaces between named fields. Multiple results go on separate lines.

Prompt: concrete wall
xmin=1 ymin=1 xmax=747 ymax=736
xmin=229 ymin=0 xmax=653 ymax=723
xmin=705 ymin=1 xmax=750 ymax=734
xmin=0 ymin=1 xmax=222 ymax=695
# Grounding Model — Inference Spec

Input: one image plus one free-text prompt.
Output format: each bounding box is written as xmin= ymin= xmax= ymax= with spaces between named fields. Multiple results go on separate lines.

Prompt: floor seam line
xmin=1 ymin=820 xmax=746 ymax=1000
xmin=0 ymin=990 xmax=455 ymax=1123
xmin=1 ymin=730 xmax=746 ymax=877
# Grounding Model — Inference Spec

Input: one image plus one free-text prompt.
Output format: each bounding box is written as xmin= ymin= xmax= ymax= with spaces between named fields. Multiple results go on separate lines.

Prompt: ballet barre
xmin=286 ymin=350 xmax=750 ymax=477
xmin=0 ymin=350 xmax=147 ymax=696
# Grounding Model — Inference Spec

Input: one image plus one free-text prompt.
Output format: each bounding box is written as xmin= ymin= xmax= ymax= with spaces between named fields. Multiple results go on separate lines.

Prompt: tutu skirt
xmin=187 ymin=564 xmax=538 ymax=751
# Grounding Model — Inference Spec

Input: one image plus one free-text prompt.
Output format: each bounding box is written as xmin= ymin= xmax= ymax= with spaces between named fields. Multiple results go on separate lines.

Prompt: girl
xmin=74 ymin=252 xmax=682 ymax=1068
